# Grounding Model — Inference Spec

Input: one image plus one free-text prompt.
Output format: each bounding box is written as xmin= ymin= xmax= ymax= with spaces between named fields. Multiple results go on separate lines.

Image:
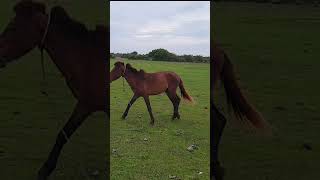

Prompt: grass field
xmin=110 ymin=59 xmax=210 ymax=179
xmin=0 ymin=1 xmax=108 ymax=179
xmin=214 ymin=2 xmax=320 ymax=180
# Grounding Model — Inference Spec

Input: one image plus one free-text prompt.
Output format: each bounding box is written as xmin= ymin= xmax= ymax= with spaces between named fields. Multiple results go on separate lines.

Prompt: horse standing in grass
xmin=0 ymin=1 xmax=108 ymax=179
xmin=110 ymin=62 xmax=193 ymax=125
xmin=211 ymin=44 xmax=271 ymax=180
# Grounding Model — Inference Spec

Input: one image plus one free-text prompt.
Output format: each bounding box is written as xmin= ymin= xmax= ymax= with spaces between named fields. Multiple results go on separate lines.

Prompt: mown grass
xmin=0 ymin=1 xmax=108 ymax=179
xmin=110 ymin=59 xmax=210 ymax=180
xmin=214 ymin=2 xmax=320 ymax=180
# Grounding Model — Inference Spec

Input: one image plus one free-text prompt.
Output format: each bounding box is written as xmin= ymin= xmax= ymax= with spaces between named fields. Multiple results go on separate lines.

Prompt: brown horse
xmin=0 ymin=1 xmax=108 ymax=180
xmin=111 ymin=61 xmax=193 ymax=125
xmin=211 ymin=44 xmax=271 ymax=180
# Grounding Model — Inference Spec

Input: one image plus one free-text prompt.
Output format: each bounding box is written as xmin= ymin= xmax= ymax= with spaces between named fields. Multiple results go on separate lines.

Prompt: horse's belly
xmin=146 ymin=83 xmax=168 ymax=95
xmin=149 ymin=90 xmax=165 ymax=95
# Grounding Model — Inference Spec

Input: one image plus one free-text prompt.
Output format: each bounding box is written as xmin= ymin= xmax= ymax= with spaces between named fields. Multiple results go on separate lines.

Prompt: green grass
xmin=0 ymin=1 xmax=108 ymax=180
xmin=214 ymin=2 xmax=320 ymax=180
xmin=110 ymin=59 xmax=210 ymax=180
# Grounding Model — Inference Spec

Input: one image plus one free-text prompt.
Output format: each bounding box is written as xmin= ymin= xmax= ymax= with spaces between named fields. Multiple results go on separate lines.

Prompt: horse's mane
xmin=50 ymin=6 xmax=107 ymax=47
xmin=50 ymin=6 xmax=89 ymax=41
xmin=126 ymin=64 xmax=146 ymax=79
xmin=114 ymin=61 xmax=124 ymax=67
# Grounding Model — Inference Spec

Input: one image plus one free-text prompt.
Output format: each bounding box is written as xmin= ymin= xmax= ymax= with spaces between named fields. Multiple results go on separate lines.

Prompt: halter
xmin=39 ymin=10 xmax=51 ymax=96
xmin=122 ymin=63 xmax=127 ymax=76
xmin=40 ymin=11 xmax=51 ymax=50
xmin=38 ymin=10 xmax=72 ymax=144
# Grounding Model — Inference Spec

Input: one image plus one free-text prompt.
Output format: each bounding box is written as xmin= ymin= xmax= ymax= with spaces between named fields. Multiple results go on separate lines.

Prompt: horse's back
xmin=150 ymin=71 xmax=180 ymax=83
xmin=141 ymin=71 xmax=179 ymax=95
xmin=164 ymin=71 xmax=180 ymax=83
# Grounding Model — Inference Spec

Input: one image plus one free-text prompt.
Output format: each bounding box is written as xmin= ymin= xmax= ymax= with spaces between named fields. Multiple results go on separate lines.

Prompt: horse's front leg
xmin=37 ymin=103 xmax=91 ymax=180
xmin=212 ymin=103 xmax=226 ymax=180
xmin=143 ymin=96 xmax=155 ymax=125
xmin=122 ymin=94 xmax=139 ymax=119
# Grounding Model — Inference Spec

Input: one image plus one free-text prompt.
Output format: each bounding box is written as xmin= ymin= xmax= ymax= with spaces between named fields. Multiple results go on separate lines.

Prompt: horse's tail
xmin=179 ymin=79 xmax=194 ymax=103
xmin=221 ymin=54 xmax=271 ymax=133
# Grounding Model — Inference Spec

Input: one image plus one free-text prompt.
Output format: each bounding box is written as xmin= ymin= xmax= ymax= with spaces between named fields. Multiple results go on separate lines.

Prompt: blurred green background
xmin=214 ymin=2 xmax=320 ymax=180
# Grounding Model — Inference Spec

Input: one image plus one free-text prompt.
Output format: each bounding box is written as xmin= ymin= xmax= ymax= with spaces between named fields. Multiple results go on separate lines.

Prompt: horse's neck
xmin=43 ymin=32 xmax=78 ymax=78
xmin=124 ymin=74 xmax=138 ymax=89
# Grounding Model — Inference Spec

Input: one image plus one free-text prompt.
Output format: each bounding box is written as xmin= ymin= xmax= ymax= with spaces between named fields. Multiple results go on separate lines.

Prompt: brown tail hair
xmin=221 ymin=54 xmax=271 ymax=133
xmin=179 ymin=79 xmax=194 ymax=103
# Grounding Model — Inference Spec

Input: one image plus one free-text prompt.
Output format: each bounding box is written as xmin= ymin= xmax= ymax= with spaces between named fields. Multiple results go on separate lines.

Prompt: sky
xmin=110 ymin=1 xmax=210 ymax=56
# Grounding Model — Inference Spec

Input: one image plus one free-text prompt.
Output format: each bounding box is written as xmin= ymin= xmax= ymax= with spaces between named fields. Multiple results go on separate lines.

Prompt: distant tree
xmin=148 ymin=48 xmax=178 ymax=61
xmin=111 ymin=49 xmax=209 ymax=63
xmin=182 ymin=55 xmax=193 ymax=62
xmin=131 ymin=51 xmax=138 ymax=56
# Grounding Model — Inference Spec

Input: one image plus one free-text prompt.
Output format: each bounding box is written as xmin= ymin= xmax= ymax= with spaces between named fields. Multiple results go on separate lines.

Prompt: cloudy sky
xmin=110 ymin=1 xmax=210 ymax=56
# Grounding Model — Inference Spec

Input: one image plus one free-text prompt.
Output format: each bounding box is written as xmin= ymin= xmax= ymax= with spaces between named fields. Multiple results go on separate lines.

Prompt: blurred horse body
xmin=211 ymin=44 xmax=271 ymax=180
xmin=0 ymin=1 xmax=108 ymax=179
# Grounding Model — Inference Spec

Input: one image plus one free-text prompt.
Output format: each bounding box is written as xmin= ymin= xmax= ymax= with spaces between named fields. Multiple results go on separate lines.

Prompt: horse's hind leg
xmin=37 ymin=103 xmax=91 ymax=180
xmin=166 ymin=90 xmax=180 ymax=120
xmin=212 ymin=103 xmax=226 ymax=180
xmin=143 ymin=96 xmax=155 ymax=125
xmin=122 ymin=94 xmax=139 ymax=119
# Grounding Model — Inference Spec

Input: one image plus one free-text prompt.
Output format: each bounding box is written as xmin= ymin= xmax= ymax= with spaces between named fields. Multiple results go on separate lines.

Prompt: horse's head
xmin=0 ymin=0 xmax=48 ymax=67
xmin=110 ymin=61 xmax=125 ymax=82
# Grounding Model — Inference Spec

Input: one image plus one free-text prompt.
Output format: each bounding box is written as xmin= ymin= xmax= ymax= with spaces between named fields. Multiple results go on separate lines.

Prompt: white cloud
xmin=137 ymin=22 xmax=179 ymax=35
xmin=111 ymin=1 xmax=210 ymax=56
xmin=134 ymin=34 xmax=153 ymax=38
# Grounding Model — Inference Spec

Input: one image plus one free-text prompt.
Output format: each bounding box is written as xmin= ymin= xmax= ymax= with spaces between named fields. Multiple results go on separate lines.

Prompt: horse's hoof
xmin=150 ymin=121 xmax=155 ymax=126
xmin=121 ymin=115 xmax=126 ymax=120
xmin=172 ymin=115 xmax=180 ymax=120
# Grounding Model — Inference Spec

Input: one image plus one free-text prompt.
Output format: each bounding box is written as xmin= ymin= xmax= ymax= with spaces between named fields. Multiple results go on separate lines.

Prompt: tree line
xmin=110 ymin=49 xmax=210 ymax=63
